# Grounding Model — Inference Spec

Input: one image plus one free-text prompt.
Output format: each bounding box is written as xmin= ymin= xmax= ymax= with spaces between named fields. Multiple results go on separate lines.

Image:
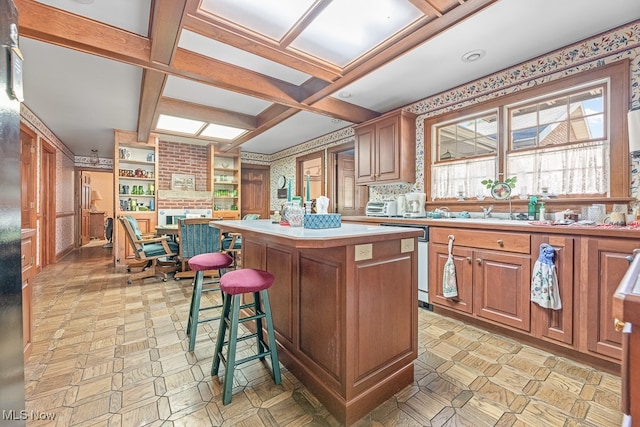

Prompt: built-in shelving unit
xmin=210 ymin=147 xmax=241 ymax=219
xmin=113 ymin=130 xmax=159 ymax=266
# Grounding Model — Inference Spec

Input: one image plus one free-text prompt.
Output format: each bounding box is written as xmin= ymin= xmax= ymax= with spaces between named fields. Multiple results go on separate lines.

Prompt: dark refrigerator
xmin=0 ymin=0 xmax=26 ymax=425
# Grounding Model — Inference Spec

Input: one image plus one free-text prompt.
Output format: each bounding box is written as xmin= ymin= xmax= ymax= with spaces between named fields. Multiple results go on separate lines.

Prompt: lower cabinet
xmin=531 ymin=235 xmax=575 ymax=346
xmin=473 ymin=249 xmax=531 ymax=331
xmin=429 ymin=228 xmax=531 ymax=332
xmin=429 ymin=244 xmax=474 ymax=314
xmin=429 ymin=226 xmax=640 ymax=366
xmin=583 ymin=237 xmax=639 ymax=361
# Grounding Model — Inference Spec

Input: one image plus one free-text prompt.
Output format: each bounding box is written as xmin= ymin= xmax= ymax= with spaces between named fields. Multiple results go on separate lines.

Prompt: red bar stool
xmin=186 ymin=252 xmax=234 ymax=352
xmin=211 ymin=268 xmax=281 ymax=405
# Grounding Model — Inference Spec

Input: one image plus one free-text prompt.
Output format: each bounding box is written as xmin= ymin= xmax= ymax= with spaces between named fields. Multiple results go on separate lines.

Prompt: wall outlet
xmin=355 ymin=244 xmax=373 ymax=261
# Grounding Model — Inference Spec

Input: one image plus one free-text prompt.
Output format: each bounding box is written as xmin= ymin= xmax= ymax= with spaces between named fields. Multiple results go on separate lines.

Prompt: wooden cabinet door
xmin=585 ymin=237 xmax=639 ymax=360
xmin=355 ymin=124 xmax=375 ymax=184
xmin=473 ymin=249 xmax=531 ymax=331
xmin=429 ymin=243 xmax=474 ymax=314
xmin=375 ymin=115 xmax=400 ymax=182
xmin=531 ymin=235 xmax=574 ymax=345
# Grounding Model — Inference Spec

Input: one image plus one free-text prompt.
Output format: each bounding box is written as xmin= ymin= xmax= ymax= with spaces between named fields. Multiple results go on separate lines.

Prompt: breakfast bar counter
xmin=210 ymin=220 xmax=422 ymax=425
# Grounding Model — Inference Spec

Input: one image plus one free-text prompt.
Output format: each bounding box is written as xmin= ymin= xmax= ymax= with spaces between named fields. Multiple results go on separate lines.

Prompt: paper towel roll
xmin=628 ymin=109 xmax=640 ymax=154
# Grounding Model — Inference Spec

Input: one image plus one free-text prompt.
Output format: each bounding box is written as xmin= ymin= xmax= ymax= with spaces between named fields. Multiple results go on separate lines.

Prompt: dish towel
xmin=442 ymin=235 xmax=458 ymax=298
xmin=531 ymin=243 xmax=562 ymax=310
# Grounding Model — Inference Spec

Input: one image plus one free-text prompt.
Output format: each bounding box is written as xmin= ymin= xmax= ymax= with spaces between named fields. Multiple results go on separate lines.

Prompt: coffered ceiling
xmin=15 ymin=0 xmax=640 ymax=157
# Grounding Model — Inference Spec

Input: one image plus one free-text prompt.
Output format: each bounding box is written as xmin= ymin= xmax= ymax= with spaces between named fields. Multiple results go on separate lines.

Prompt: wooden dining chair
xmin=221 ymin=214 xmax=260 ymax=268
xmin=118 ymin=215 xmax=179 ymax=284
xmin=175 ymin=218 xmax=225 ymax=280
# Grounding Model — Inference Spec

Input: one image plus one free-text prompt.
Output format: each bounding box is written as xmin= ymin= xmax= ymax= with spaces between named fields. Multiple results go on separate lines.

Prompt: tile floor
xmin=23 ymin=242 xmax=623 ymax=426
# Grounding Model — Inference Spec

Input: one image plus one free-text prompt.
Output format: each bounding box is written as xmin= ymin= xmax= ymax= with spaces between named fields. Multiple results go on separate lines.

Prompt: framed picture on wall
xmin=171 ymin=174 xmax=195 ymax=191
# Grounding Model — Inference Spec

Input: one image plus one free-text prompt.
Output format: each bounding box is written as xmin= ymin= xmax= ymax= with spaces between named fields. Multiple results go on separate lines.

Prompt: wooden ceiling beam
xmin=137 ymin=0 xmax=188 ymax=142
xmin=408 ymin=0 xmax=443 ymax=17
xmin=182 ymin=13 xmax=341 ymax=83
xmin=137 ymin=70 xmax=166 ymax=143
xmin=16 ymin=0 xmax=151 ymax=67
xmin=279 ymin=0 xmax=332 ymax=48
xmin=223 ymin=105 xmax=300 ymax=151
xmin=149 ymin=0 xmax=187 ymax=65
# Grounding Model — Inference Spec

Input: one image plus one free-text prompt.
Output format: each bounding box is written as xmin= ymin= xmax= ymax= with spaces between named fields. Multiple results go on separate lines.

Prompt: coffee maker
xmin=403 ymin=193 xmax=426 ymax=217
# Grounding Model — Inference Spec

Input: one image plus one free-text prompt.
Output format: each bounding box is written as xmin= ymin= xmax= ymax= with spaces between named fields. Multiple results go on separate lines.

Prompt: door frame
xmin=40 ymin=139 xmax=56 ymax=266
xmin=327 ymin=141 xmax=359 ymax=213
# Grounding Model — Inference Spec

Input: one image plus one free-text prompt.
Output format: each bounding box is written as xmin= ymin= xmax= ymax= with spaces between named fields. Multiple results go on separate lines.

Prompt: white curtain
xmin=506 ymin=142 xmax=608 ymax=196
xmin=432 ymin=157 xmax=497 ymax=199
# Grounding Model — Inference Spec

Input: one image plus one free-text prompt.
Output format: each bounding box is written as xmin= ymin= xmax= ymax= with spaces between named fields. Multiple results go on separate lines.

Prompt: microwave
xmin=366 ymin=201 xmax=398 ymax=217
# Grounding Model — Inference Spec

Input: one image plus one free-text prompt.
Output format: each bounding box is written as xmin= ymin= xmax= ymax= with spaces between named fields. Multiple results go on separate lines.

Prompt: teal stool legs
xmin=186 ymin=269 xmax=225 ymax=351
xmin=212 ymin=289 xmax=281 ymax=405
xmin=185 ymin=252 xmax=233 ymax=352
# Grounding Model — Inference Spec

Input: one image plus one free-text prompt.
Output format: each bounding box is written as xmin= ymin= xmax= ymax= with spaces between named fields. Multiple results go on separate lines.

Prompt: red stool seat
xmin=219 ymin=269 xmax=274 ymax=295
xmin=188 ymin=252 xmax=233 ymax=271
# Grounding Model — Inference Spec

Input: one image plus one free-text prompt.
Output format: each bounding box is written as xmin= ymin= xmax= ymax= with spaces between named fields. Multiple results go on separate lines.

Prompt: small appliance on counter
xmin=403 ymin=193 xmax=426 ymax=218
xmin=366 ymin=200 xmax=397 ymax=217
xmin=396 ymin=194 xmax=407 ymax=216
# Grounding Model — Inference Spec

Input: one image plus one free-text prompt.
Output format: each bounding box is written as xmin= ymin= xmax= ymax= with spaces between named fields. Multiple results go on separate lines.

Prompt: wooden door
xmin=241 ymin=164 xmax=270 ymax=219
xmin=20 ymin=125 xmax=36 ymax=229
xmin=80 ymin=172 xmax=91 ymax=246
xmin=336 ymin=152 xmax=367 ymax=216
xmin=40 ymin=141 xmax=56 ymax=267
xmin=473 ymin=249 xmax=531 ymax=331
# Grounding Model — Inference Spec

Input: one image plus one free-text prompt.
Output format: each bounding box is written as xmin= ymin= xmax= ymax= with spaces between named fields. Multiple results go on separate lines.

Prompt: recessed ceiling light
xmin=461 ymin=49 xmax=486 ymax=63
xmin=338 ymin=91 xmax=352 ymax=99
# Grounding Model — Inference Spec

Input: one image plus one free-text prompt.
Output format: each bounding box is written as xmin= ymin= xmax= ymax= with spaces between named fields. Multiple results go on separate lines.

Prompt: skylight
xmin=156 ymin=115 xmax=205 ymax=134
xmin=291 ymin=0 xmax=422 ymax=66
xmin=200 ymin=123 xmax=246 ymax=140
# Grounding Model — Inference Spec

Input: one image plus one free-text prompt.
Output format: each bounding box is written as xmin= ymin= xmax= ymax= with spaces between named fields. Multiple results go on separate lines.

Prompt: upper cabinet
xmin=210 ymin=147 xmax=241 ymax=220
xmin=354 ymin=110 xmax=416 ymax=185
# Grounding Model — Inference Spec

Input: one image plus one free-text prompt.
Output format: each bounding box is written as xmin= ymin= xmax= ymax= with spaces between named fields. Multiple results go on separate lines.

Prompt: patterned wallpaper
xmin=241 ymin=22 xmax=640 ymax=208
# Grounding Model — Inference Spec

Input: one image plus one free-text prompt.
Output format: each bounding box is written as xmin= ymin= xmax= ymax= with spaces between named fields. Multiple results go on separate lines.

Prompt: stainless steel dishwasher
xmin=379 ymin=223 xmax=431 ymax=309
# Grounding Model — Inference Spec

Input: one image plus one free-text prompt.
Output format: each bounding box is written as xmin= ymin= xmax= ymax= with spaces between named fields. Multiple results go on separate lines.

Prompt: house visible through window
xmin=506 ymin=83 xmax=608 ymax=197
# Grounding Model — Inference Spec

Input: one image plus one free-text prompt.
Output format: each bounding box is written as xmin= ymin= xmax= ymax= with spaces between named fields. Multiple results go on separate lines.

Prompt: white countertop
xmin=210 ymin=219 xmax=422 ymax=241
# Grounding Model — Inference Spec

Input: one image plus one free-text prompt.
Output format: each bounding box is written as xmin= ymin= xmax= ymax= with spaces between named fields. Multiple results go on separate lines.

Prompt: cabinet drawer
xmin=430 ymin=227 xmax=530 ymax=254
xmin=21 ymin=238 xmax=33 ymax=270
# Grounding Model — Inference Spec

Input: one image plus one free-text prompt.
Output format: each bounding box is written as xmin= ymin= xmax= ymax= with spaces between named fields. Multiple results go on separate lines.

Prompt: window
xmin=437 ymin=113 xmax=498 ymax=161
xmin=425 ymin=60 xmax=628 ymax=202
xmin=432 ymin=112 xmax=498 ymax=199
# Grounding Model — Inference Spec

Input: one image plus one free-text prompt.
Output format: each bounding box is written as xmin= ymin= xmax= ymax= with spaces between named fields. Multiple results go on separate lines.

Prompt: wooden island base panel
xmin=211 ymin=220 xmax=422 ymax=425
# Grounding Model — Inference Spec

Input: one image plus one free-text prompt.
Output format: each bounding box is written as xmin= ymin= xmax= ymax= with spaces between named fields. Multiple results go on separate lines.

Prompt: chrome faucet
xmin=481 ymin=205 xmax=494 ymax=218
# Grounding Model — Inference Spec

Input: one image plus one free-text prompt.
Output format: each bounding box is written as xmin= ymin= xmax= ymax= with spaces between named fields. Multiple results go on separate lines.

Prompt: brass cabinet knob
xmin=476 ymin=258 xmax=482 ymax=265
xmin=614 ymin=318 xmax=626 ymax=332
xmin=466 ymin=256 xmax=472 ymax=263
xmin=497 ymin=239 xmax=504 ymax=246
xmin=22 ymin=254 xmax=25 ymax=260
